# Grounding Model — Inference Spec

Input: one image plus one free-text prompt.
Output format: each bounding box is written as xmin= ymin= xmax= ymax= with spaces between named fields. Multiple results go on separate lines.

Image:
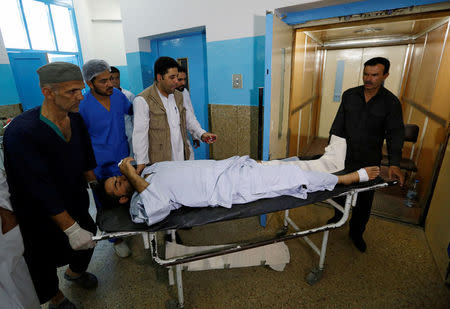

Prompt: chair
xmin=381 ymin=124 xmax=419 ymax=172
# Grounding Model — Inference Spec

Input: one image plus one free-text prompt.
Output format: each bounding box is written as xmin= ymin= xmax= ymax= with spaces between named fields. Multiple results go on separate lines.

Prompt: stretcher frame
xmin=93 ymin=180 xmax=394 ymax=308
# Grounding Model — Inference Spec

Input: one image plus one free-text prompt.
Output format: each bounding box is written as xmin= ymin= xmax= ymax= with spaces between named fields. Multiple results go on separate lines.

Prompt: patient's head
xmin=96 ymin=175 xmax=134 ymax=206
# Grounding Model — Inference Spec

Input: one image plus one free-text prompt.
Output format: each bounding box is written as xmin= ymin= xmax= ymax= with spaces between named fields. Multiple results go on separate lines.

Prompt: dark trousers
xmin=21 ymin=214 xmax=97 ymax=304
xmin=333 ymin=189 xmax=375 ymax=236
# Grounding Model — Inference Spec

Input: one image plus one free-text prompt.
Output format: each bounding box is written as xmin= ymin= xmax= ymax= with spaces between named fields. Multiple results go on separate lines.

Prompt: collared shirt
xmin=330 ymin=85 xmax=404 ymax=170
xmin=130 ymin=156 xmax=337 ymax=226
xmin=133 ymin=88 xmax=206 ymax=165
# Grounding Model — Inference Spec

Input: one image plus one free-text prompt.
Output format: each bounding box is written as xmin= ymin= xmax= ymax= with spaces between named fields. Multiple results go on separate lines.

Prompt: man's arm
xmin=52 ymin=210 xmax=75 ymax=231
xmin=53 ymin=210 xmax=95 ymax=250
xmin=386 ymin=97 xmax=405 ymax=186
xmin=84 ymin=170 xmax=96 ymax=182
xmin=386 ymin=98 xmax=405 ymax=166
xmin=79 ymin=113 xmax=98 ymax=186
xmin=132 ymin=97 xmax=150 ymax=173
xmin=183 ymin=91 xmax=207 ymax=139
xmin=119 ymin=157 xmax=149 ymax=193
xmin=0 ymin=207 xmax=18 ymax=234
xmin=120 ymin=91 xmax=133 ymax=115
xmin=183 ymin=98 xmax=217 ymax=144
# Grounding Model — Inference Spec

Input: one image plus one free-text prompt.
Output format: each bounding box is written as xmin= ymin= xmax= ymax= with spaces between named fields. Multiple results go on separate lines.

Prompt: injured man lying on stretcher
xmin=97 ymin=136 xmax=379 ymax=226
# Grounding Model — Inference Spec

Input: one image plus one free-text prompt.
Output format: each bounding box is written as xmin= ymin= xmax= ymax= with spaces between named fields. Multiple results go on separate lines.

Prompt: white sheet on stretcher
xmin=165 ymin=241 xmax=290 ymax=272
xmin=261 ymin=134 xmax=346 ymax=173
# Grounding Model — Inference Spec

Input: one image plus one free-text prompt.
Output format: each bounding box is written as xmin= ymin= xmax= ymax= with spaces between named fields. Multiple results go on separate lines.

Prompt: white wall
xmin=73 ymin=0 xmax=127 ymax=65
xmin=119 ymin=0 xmax=325 ymax=53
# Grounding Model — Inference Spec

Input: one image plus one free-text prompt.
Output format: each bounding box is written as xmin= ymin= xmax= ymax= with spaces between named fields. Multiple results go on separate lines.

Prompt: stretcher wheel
xmin=306 ymin=267 xmax=323 ymax=285
xmin=166 ymin=299 xmax=182 ymax=309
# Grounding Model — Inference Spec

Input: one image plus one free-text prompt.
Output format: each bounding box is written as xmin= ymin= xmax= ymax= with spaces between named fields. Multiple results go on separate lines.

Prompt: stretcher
xmin=93 ymin=177 xmax=396 ymax=308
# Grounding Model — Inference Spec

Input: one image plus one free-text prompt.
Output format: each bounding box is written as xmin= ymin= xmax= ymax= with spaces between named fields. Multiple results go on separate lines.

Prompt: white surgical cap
xmin=82 ymin=59 xmax=111 ymax=81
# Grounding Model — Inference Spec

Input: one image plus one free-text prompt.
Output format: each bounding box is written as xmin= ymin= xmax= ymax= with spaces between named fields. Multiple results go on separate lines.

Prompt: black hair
xmin=364 ymin=57 xmax=390 ymax=74
xmin=178 ymin=66 xmax=187 ymax=74
xmin=92 ymin=179 xmax=122 ymax=209
xmin=110 ymin=66 xmax=120 ymax=75
xmin=154 ymin=56 xmax=179 ymax=80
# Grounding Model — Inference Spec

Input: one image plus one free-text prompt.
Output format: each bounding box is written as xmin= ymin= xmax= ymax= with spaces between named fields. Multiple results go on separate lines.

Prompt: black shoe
xmin=48 ymin=298 xmax=77 ymax=309
xmin=64 ymin=271 xmax=98 ymax=290
xmin=349 ymin=233 xmax=367 ymax=252
xmin=327 ymin=214 xmax=343 ymax=224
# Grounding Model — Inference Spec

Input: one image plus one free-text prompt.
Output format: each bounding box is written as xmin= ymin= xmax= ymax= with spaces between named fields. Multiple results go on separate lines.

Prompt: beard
xmin=93 ymin=83 xmax=113 ymax=96
xmin=176 ymin=85 xmax=185 ymax=92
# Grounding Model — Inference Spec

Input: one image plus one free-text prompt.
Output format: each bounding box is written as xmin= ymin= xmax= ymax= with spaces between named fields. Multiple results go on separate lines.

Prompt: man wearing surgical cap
xmin=79 ymin=59 xmax=132 ymax=258
xmin=79 ymin=60 xmax=132 ymax=181
xmin=3 ymin=62 xmax=98 ymax=309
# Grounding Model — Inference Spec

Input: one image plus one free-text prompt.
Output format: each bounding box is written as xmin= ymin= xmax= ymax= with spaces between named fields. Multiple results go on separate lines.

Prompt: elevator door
xmin=318 ymin=45 xmax=407 ymax=137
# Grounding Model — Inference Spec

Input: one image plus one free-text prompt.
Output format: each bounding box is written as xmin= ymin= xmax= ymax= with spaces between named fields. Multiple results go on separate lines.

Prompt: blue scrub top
xmin=79 ymin=88 xmax=132 ymax=180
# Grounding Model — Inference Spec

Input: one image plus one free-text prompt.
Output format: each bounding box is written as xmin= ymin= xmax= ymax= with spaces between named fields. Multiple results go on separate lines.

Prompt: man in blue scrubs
xmin=79 ymin=59 xmax=132 ymax=257
xmin=3 ymin=62 xmax=98 ymax=309
xmin=79 ymin=59 xmax=132 ymax=181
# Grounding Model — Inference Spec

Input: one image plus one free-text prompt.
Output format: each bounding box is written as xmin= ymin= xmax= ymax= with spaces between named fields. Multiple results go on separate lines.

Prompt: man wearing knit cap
xmin=3 ymin=62 xmax=98 ymax=309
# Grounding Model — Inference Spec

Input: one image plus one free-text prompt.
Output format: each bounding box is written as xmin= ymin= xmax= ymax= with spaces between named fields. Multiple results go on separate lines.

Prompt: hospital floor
xmin=49 ymin=201 xmax=449 ymax=309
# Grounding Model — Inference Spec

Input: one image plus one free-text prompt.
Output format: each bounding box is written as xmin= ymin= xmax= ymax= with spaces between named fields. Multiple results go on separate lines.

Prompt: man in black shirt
xmin=4 ymin=62 xmax=98 ymax=308
xmin=328 ymin=57 xmax=405 ymax=252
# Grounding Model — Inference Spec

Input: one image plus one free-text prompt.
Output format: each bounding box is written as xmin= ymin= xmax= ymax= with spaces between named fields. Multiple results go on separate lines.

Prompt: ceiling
xmin=275 ymin=0 xmax=360 ymax=16
xmin=306 ymin=16 xmax=449 ymax=44
xmin=302 ymin=16 xmax=449 ymax=46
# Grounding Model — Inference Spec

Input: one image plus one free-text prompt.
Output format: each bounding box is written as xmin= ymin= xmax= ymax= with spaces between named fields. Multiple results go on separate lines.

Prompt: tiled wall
xmin=0 ymin=104 xmax=23 ymax=135
xmin=209 ymin=104 xmax=259 ymax=160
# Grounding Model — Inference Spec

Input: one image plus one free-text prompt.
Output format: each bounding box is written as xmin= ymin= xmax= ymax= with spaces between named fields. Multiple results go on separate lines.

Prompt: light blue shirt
xmin=130 ymin=156 xmax=337 ymax=226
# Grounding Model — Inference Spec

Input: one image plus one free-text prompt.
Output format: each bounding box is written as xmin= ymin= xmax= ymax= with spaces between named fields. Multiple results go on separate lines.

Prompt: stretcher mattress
xmin=96 ymin=177 xmax=387 ymax=233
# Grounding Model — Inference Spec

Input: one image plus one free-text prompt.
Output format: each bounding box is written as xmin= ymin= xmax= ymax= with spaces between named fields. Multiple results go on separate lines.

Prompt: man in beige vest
xmin=133 ymin=57 xmax=216 ymax=174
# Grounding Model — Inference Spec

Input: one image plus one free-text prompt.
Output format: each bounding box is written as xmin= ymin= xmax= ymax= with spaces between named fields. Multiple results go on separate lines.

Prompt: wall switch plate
xmin=232 ymin=74 xmax=243 ymax=89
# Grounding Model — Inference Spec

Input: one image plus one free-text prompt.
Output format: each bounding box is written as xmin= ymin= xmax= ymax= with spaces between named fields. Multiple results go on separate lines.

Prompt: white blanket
xmin=261 ymin=134 xmax=346 ymax=173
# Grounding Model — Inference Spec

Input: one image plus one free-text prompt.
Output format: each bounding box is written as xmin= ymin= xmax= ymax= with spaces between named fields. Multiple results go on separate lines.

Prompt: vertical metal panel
xmin=278 ymin=48 xmax=286 ymax=138
xmin=333 ymin=60 xmax=345 ymax=102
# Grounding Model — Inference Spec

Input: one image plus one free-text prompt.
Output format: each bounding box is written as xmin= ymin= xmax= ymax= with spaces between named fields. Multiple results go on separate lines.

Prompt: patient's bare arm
xmin=337 ymin=166 xmax=380 ymax=185
xmin=0 ymin=206 xmax=18 ymax=234
xmin=83 ymin=170 xmax=96 ymax=182
xmin=119 ymin=157 xmax=149 ymax=193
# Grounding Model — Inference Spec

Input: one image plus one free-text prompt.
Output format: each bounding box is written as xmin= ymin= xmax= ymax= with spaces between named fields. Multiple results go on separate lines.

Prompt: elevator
xmin=266 ymin=3 xmax=450 ymax=281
